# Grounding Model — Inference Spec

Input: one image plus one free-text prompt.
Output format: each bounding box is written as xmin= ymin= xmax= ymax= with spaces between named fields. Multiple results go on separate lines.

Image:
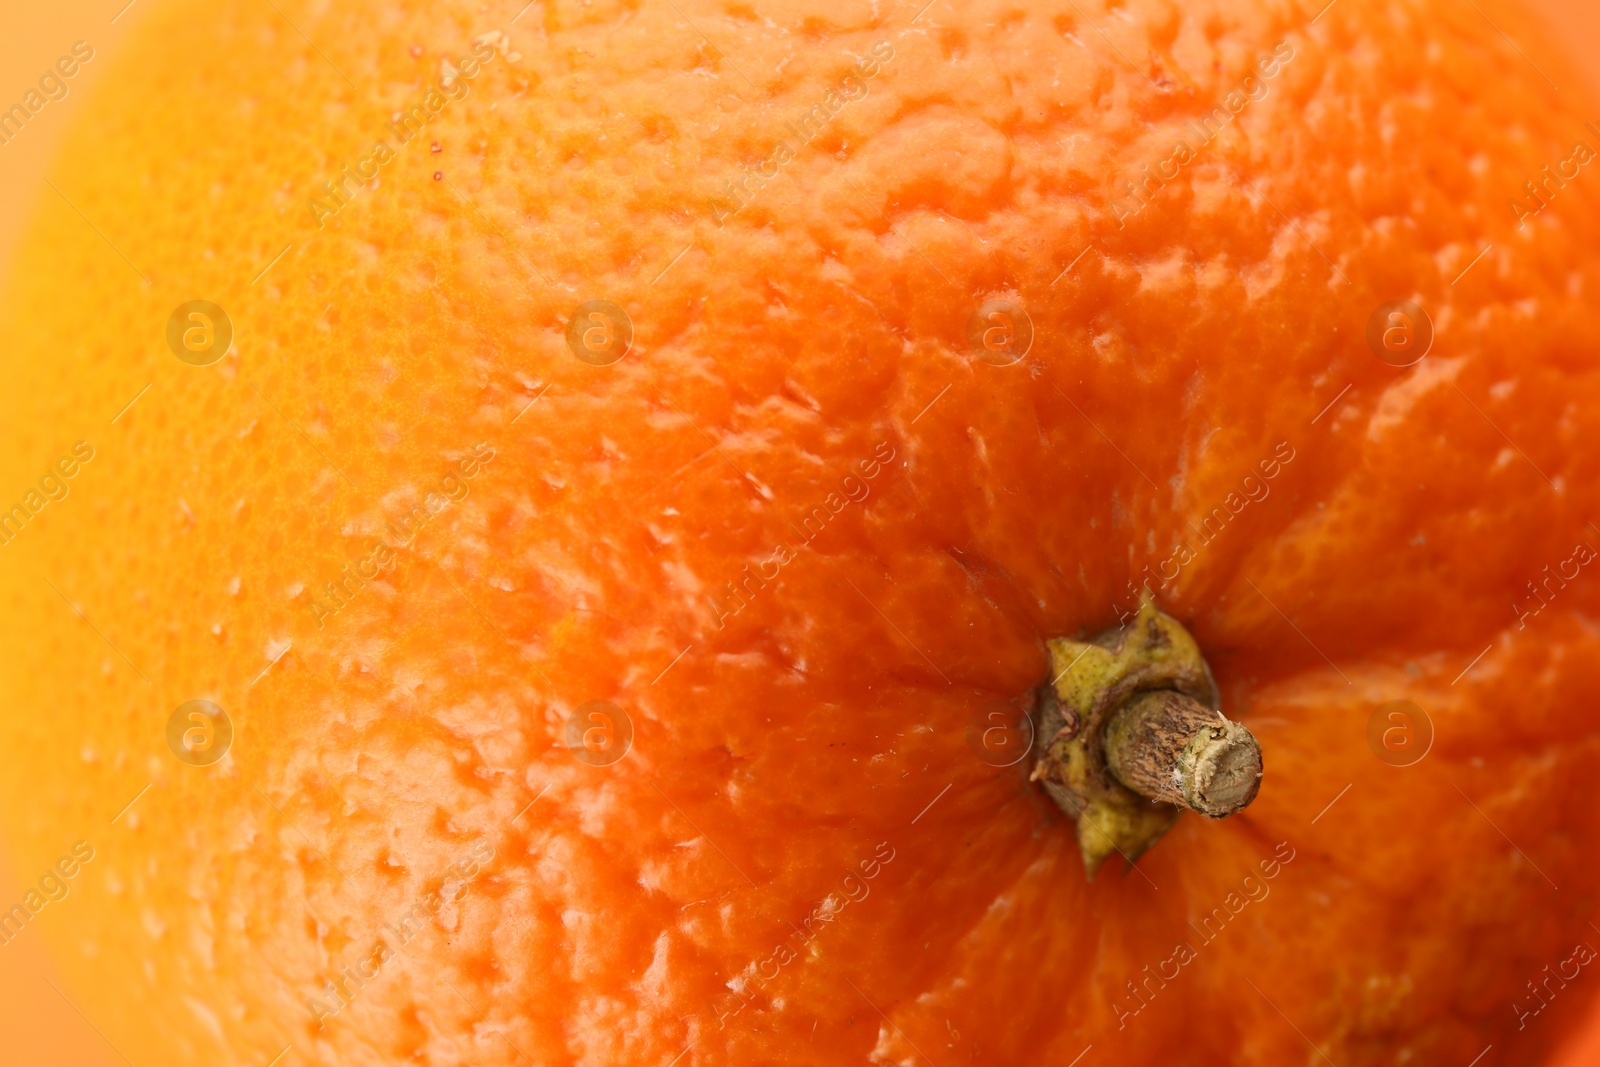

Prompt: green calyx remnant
xmin=1031 ymin=593 xmax=1259 ymax=878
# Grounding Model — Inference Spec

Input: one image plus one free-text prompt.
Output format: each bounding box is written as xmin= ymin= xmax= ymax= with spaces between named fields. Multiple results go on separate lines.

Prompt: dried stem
xmin=1031 ymin=594 xmax=1264 ymax=877
xmin=1103 ymin=689 xmax=1262 ymax=817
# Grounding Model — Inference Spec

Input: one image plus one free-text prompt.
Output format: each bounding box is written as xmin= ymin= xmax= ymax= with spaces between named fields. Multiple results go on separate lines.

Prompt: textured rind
xmin=0 ymin=0 xmax=1598 ymax=1065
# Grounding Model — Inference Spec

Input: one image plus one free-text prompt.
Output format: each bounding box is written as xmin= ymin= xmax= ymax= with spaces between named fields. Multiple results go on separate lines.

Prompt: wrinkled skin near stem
xmin=1030 ymin=595 xmax=1263 ymax=877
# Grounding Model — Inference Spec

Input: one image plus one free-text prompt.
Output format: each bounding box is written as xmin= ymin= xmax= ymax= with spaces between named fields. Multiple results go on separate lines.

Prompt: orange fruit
xmin=2 ymin=0 xmax=1599 ymax=1063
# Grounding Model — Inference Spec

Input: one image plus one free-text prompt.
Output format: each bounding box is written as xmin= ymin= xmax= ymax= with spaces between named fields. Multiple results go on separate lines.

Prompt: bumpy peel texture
xmin=1 ymin=0 xmax=1600 ymax=1064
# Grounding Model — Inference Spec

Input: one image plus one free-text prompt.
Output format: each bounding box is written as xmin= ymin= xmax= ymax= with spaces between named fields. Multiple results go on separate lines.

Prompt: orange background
xmin=0 ymin=0 xmax=1596 ymax=1064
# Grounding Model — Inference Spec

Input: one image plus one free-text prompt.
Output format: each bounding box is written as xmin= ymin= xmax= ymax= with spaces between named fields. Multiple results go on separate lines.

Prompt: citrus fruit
xmin=2 ymin=0 xmax=1599 ymax=1064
